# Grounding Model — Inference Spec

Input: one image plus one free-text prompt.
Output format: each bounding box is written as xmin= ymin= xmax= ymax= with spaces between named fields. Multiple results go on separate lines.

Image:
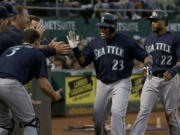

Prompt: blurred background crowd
xmin=4 ymin=0 xmax=180 ymax=19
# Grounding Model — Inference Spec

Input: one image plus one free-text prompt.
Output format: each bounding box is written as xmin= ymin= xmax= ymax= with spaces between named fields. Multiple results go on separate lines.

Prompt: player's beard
xmin=100 ymin=31 xmax=111 ymax=39
xmin=100 ymin=32 xmax=107 ymax=39
xmin=152 ymin=25 xmax=162 ymax=33
xmin=99 ymin=27 xmax=113 ymax=39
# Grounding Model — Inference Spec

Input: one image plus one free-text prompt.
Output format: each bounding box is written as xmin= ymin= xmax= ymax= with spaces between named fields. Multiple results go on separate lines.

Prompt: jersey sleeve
xmin=81 ymin=42 xmax=94 ymax=66
xmin=0 ymin=35 xmax=16 ymax=55
xmin=34 ymin=51 xmax=48 ymax=78
xmin=132 ymin=42 xmax=149 ymax=62
xmin=174 ymin=36 xmax=180 ymax=62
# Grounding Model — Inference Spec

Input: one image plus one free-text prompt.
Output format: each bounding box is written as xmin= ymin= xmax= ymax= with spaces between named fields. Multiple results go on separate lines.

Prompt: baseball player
xmin=130 ymin=10 xmax=180 ymax=135
xmin=0 ymin=29 xmax=61 ymax=135
xmin=66 ymin=13 xmax=152 ymax=135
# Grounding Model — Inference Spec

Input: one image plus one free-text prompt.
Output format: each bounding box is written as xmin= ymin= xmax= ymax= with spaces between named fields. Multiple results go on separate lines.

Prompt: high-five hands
xmin=66 ymin=31 xmax=80 ymax=49
xmin=49 ymin=37 xmax=72 ymax=55
xmin=35 ymin=23 xmax=46 ymax=38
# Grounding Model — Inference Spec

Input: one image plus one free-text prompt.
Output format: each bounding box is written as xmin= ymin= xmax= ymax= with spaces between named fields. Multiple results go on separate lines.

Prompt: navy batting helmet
xmin=97 ymin=13 xmax=117 ymax=32
xmin=147 ymin=10 xmax=168 ymax=25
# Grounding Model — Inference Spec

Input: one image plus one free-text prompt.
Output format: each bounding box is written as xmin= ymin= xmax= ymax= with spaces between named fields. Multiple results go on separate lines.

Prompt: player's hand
xmin=147 ymin=66 xmax=152 ymax=79
xmin=49 ymin=37 xmax=65 ymax=47
xmin=29 ymin=93 xmax=42 ymax=106
xmin=163 ymin=71 xmax=173 ymax=81
xmin=66 ymin=31 xmax=80 ymax=49
xmin=34 ymin=23 xmax=46 ymax=38
xmin=52 ymin=88 xmax=62 ymax=102
xmin=49 ymin=37 xmax=57 ymax=47
xmin=144 ymin=62 xmax=153 ymax=80
xmin=51 ymin=41 xmax=66 ymax=48
xmin=65 ymin=56 xmax=72 ymax=66
xmin=53 ymin=43 xmax=72 ymax=55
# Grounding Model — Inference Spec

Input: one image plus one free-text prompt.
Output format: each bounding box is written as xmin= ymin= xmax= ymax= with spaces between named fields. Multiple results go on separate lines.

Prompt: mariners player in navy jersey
xmin=0 ymin=29 xmax=61 ymax=135
xmin=130 ymin=10 xmax=180 ymax=135
xmin=0 ymin=6 xmax=17 ymax=54
xmin=66 ymin=13 xmax=153 ymax=135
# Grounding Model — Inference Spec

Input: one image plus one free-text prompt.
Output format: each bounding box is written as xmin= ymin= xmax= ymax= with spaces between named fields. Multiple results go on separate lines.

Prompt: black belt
xmin=102 ymin=80 xmax=117 ymax=85
xmin=0 ymin=73 xmax=17 ymax=80
xmin=153 ymin=71 xmax=165 ymax=78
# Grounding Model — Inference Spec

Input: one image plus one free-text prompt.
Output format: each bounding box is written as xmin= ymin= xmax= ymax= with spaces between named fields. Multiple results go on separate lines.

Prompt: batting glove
xmin=66 ymin=31 xmax=80 ymax=49
xmin=144 ymin=62 xmax=153 ymax=80
xmin=146 ymin=66 xmax=152 ymax=80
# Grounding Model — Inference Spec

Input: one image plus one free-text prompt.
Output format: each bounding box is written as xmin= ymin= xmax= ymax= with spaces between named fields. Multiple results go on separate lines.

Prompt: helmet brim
xmin=97 ymin=22 xmax=115 ymax=28
xmin=146 ymin=16 xmax=167 ymax=20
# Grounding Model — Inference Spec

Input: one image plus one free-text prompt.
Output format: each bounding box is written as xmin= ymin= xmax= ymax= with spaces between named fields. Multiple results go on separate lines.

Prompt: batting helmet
xmin=147 ymin=10 xmax=168 ymax=25
xmin=97 ymin=13 xmax=117 ymax=33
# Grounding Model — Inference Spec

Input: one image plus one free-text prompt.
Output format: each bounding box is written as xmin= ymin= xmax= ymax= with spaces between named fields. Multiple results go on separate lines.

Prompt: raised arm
xmin=66 ymin=31 xmax=88 ymax=67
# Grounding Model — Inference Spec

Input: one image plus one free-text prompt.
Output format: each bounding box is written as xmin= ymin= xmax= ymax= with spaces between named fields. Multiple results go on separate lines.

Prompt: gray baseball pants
xmin=93 ymin=78 xmax=131 ymax=135
xmin=0 ymin=78 xmax=38 ymax=135
xmin=130 ymin=75 xmax=180 ymax=135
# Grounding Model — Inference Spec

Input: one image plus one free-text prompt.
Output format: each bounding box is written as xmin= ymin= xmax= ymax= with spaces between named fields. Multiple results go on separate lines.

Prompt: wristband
xmin=173 ymin=65 xmax=180 ymax=73
xmin=167 ymin=69 xmax=176 ymax=77
xmin=168 ymin=65 xmax=180 ymax=77
xmin=73 ymin=47 xmax=82 ymax=59
xmin=145 ymin=62 xmax=153 ymax=68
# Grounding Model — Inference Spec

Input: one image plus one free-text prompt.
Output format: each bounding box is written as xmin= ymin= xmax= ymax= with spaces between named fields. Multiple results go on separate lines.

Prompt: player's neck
xmin=108 ymin=33 xmax=116 ymax=39
xmin=157 ymin=28 xmax=167 ymax=36
xmin=12 ymin=22 xmax=22 ymax=31
xmin=0 ymin=25 xmax=7 ymax=32
xmin=23 ymin=42 xmax=35 ymax=47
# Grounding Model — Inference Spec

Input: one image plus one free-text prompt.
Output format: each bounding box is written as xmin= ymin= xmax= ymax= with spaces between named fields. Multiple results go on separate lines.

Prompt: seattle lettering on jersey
xmin=145 ymin=42 xmax=171 ymax=54
xmin=94 ymin=45 xmax=124 ymax=60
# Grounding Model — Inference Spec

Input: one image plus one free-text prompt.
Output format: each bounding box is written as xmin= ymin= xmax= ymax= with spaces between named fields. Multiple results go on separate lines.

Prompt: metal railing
xmin=22 ymin=0 xmax=175 ymax=18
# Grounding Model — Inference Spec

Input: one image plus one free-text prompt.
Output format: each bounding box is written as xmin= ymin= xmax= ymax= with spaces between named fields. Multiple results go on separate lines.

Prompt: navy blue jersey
xmin=0 ymin=45 xmax=48 ymax=85
xmin=144 ymin=32 xmax=180 ymax=73
xmin=82 ymin=33 xmax=149 ymax=83
xmin=0 ymin=32 xmax=16 ymax=55
xmin=6 ymin=26 xmax=22 ymax=45
xmin=40 ymin=39 xmax=51 ymax=45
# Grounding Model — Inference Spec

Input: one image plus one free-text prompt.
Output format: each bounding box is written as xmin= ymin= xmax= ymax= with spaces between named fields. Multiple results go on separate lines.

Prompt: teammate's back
xmin=0 ymin=45 xmax=47 ymax=85
xmin=0 ymin=29 xmax=61 ymax=135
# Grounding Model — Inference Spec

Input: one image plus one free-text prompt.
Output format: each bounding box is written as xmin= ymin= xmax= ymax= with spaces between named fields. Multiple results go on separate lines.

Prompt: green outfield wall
xmin=40 ymin=18 xmax=180 ymax=41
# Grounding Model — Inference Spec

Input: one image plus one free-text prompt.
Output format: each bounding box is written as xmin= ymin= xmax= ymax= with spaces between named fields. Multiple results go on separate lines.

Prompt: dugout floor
xmin=51 ymin=111 xmax=175 ymax=135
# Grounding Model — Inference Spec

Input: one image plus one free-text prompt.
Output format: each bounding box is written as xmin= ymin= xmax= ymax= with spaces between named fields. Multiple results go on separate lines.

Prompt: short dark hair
xmin=13 ymin=5 xmax=25 ymax=15
xmin=22 ymin=29 xmax=40 ymax=44
xmin=13 ymin=5 xmax=26 ymax=20
xmin=29 ymin=15 xmax=40 ymax=22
